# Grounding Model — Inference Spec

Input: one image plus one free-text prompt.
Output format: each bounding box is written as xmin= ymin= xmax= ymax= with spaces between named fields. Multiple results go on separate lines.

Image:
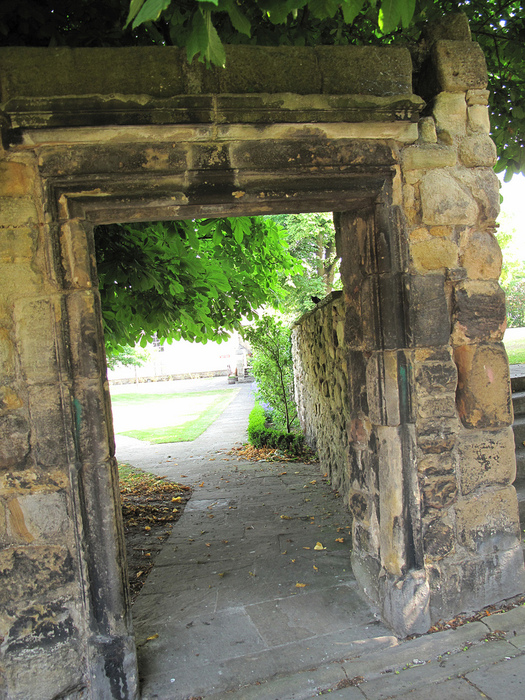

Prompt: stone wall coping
xmin=293 ymin=289 xmax=344 ymax=326
xmin=0 ymin=45 xmax=413 ymax=101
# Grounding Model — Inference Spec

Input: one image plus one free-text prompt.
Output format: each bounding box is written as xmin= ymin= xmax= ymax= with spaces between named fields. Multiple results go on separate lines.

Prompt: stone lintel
xmin=3 ymin=93 xmax=425 ymax=131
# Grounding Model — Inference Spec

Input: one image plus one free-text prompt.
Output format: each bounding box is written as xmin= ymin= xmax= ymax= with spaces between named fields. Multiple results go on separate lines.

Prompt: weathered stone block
xmin=14 ymin=298 xmax=63 ymax=385
xmin=455 ymin=343 xmax=513 ymax=428
xmin=66 ymin=291 xmax=106 ymax=379
xmin=0 ymin=412 xmax=30 ymax=468
xmin=3 ymin=639 xmax=84 ymax=700
xmin=405 ymin=274 xmax=451 ymax=347
xmin=432 ymin=92 xmax=467 ymax=138
xmin=315 ymin=45 xmax=412 ymax=95
xmin=377 ymin=426 xmax=406 ymax=576
xmin=380 ymin=569 xmax=431 ymax=637
xmin=72 ymin=383 xmax=114 ymax=465
xmin=454 ymin=167 xmax=500 ymax=223
xmin=0 ymin=386 xmax=23 ymax=413
xmin=423 ymin=515 xmax=455 ymax=559
xmin=410 ymin=237 xmax=458 ymax=272
xmin=458 ymin=427 xmax=516 ymax=495
xmin=459 ymin=134 xmax=497 ymax=167
xmin=402 ymin=144 xmax=456 ymax=170
xmin=452 ymin=280 xmax=506 ymax=344
xmin=459 ymin=229 xmax=502 ymax=280
xmin=418 ymin=116 xmax=437 ymax=143
xmin=455 ymin=486 xmax=520 ymax=555
xmin=28 ymin=384 xmax=74 ymax=469
xmin=0 ymin=545 xmax=76 ymax=607
xmin=427 ymin=545 xmax=525 ymax=623
xmin=418 ymin=452 xmax=456 ymax=476
xmin=38 ymin=142 xmax=189 ymax=176
xmin=417 ymin=419 xmax=457 ymax=455
xmin=420 ymin=171 xmax=478 ymax=225
xmin=0 ymin=197 xmax=38 ymax=227
xmin=466 ymin=89 xmax=490 ymax=106
xmin=220 ymin=46 xmax=321 ymax=94
xmin=468 ymin=104 xmax=490 ymax=133
xmin=230 ymin=138 xmax=394 ymax=171
xmin=0 ymin=328 xmax=15 ymax=379
xmin=421 ymin=474 xmax=457 ymax=511
xmin=8 ymin=491 xmax=70 ymax=544
xmin=0 ymin=162 xmax=33 ymax=197
xmin=432 ymin=40 xmax=488 ymax=93
xmin=0 ymin=228 xmax=35 ymax=263
xmin=59 ymin=220 xmax=95 ymax=290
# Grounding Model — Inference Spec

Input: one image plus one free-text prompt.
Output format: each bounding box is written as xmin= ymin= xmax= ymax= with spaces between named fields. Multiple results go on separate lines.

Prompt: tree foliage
xmin=242 ymin=315 xmax=297 ymax=433
xmin=272 ymin=212 xmax=341 ymax=316
xmin=95 ymin=217 xmax=296 ymax=352
xmin=105 ymin=344 xmax=150 ymax=370
xmin=496 ymin=215 xmax=525 ymax=328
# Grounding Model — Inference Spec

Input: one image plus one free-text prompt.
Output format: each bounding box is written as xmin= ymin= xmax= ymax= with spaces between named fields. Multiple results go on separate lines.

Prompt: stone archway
xmin=0 ymin=15 xmax=523 ymax=699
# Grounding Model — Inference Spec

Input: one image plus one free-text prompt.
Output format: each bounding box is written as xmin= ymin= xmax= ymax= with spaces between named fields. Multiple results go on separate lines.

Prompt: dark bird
xmin=311 ymin=296 xmax=321 ymax=304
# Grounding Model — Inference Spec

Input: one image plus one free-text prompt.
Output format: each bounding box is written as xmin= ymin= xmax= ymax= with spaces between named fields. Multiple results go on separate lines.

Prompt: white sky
xmin=499 ymin=174 xmax=525 ymax=259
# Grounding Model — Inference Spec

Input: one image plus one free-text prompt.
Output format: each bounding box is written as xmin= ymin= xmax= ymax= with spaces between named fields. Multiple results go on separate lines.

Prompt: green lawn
xmin=111 ymin=388 xmax=239 ymax=444
xmin=504 ymin=328 xmax=525 ymax=365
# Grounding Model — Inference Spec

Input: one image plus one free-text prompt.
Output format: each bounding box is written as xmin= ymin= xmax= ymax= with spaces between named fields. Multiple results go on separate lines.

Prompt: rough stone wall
xmin=293 ymin=292 xmax=349 ymax=494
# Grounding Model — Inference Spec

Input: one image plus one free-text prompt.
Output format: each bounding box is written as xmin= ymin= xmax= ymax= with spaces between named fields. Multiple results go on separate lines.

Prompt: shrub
xmin=242 ymin=315 xmax=297 ymax=432
xmin=247 ymin=403 xmax=306 ymax=457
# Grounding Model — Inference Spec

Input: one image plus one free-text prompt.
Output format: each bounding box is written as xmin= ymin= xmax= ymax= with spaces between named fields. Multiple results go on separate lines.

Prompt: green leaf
xmin=203 ymin=10 xmax=226 ymax=66
xmin=186 ymin=8 xmax=208 ymax=63
xmin=378 ymin=0 xmax=402 ymax=34
xmin=341 ymin=0 xmax=365 ymax=24
xmin=124 ymin=0 xmax=145 ymax=29
xmin=132 ymin=0 xmax=171 ymax=28
xmin=308 ymin=0 xmax=340 ymax=19
xmin=399 ymin=0 xmax=415 ymax=28
xmin=224 ymin=0 xmax=251 ymax=36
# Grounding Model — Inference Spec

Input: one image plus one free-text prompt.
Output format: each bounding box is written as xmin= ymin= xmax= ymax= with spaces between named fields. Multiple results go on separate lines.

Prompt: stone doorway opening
xmin=2 ymin=30 xmax=524 ymax=698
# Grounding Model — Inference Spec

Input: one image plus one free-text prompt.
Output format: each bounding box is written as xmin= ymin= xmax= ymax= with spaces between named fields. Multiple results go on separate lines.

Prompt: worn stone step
xmin=513 ymin=416 xmax=525 ymax=449
xmin=516 ymin=450 xmax=525 ymax=482
xmin=513 ymin=391 xmax=525 ymax=417
xmin=511 ymin=372 xmax=525 ymax=394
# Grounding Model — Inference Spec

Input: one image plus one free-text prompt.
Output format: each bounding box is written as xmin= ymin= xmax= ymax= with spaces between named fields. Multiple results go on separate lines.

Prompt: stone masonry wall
xmin=293 ymin=292 xmax=349 ymax=494
xmin=401 ymin=28 xmax=524 ymax=621
xmin=293 ymin=15 xmax=525 ymax=635
xmin=0 ymin=151 xmax=138 ymax=697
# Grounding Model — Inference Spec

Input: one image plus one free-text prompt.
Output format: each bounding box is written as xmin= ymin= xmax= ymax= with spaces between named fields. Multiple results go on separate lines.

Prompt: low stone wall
xmin=293 ymin=292 xmax=350 ymax=494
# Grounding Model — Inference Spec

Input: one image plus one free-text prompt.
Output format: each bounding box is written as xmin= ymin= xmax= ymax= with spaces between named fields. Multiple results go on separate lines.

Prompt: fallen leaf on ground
xmin=314 ymin=542 xmax=326 ymax=550
xmin=335 ymin=537 xmax=344 ymax=543
xmin=146 ymin=634 xmax=159 ymax=642
xmin=296 ymin=582 xmax=306 ymax=588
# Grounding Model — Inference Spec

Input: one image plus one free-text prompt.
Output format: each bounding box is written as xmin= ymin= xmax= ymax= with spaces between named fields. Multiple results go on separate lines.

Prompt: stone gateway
xmin=0 ymin=13 xmax=523 ymax=699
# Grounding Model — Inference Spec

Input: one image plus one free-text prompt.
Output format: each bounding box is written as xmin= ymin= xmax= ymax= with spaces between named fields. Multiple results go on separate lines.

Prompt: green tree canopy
xmin=96 ymin=216 xmax=297 ymax=352
xmin=2 ymin=0 xmax=523 ymax=178
xmin=272 ymin=212 xmax=341 ymax=316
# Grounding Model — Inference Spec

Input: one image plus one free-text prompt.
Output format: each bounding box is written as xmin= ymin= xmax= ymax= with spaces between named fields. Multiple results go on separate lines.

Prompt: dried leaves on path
xmin=119 ymin=463 xmax=192 ymax=600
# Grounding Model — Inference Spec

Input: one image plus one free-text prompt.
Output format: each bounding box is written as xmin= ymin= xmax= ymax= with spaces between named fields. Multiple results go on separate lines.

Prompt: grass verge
xmin=503 ymin=327 xmax=525 ymax=364
xmin=116 ymin=389 xmax=238 ymax=443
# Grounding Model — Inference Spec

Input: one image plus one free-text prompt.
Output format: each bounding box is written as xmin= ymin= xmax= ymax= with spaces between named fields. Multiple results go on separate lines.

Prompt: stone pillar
xmin=0 ymin=143 xmax=138 ymax=697
xmin=401 ymin=18 xmax=525 ymax=622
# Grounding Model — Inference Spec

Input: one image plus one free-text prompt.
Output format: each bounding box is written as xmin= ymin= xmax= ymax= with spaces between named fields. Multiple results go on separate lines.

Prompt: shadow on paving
xmin=119 ymin=381 xmax=390 ymax=700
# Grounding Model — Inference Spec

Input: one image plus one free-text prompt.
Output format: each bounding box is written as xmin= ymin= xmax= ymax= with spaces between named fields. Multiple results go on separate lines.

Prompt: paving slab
xmin=118 ymin=379 xmax=525 ymax=700
xmin=466 ymin=652 xmax=525 ymax=696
